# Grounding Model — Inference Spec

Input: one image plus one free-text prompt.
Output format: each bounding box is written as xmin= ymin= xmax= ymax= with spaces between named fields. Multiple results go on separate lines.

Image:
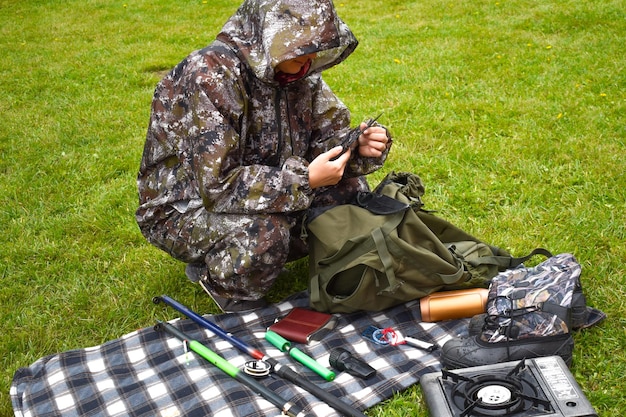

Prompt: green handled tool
xmin=265 ymin=330 xmax=335 ymax=381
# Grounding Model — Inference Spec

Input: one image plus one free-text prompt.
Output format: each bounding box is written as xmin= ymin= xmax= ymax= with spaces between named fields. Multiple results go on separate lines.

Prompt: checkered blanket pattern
xmin=11 ymin=292 xmax=467 ymax=417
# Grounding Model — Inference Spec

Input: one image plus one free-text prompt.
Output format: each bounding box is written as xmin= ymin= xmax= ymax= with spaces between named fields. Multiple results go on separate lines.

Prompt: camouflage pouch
xmin=481 ymin=253 xmax=589 ymax=342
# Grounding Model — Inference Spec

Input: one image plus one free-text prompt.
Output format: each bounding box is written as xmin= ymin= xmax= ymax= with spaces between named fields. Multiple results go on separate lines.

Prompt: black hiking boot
xmin=442 ymin=332 xmax=574 ymax=369
xmin=443 ymin=308 xmax=574 ymax=369
xmin=198 ymin=278 xmax=268 ymax=313
xmin=185 ymin=263 xmax=206 ymax=283
xmin=186 ymin=263 xmax=269 ymax=313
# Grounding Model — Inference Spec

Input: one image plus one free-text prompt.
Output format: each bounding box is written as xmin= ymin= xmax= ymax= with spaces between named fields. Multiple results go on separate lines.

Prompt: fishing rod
xmin=153 ymin=295 xmax=369 ymax=417
xmin=154 ymin=320 xmax=311 ymax=417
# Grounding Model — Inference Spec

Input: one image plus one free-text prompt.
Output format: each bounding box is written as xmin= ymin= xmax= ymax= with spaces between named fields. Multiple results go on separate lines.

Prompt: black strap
xmin=468 ymin=247 xmax=554 ymax=270
xmin=355 ymin=191 xmax=409 ymax=215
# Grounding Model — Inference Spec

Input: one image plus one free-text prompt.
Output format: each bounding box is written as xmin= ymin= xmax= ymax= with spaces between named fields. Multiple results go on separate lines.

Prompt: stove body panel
xmin=421 ymin=356 xmax=597 ymax=417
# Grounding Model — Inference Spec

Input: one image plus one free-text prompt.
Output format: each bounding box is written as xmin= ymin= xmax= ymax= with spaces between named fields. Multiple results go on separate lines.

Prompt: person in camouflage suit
xmin=136 ymin=0 xmax=392 ymax=311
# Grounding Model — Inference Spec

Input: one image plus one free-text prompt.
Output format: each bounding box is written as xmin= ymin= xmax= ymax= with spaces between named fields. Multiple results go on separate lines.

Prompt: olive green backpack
xmin=307 ymin=172 xmax=551 ymax=313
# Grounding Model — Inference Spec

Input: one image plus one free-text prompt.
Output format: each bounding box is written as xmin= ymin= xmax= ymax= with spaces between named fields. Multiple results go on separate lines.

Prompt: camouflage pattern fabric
xmin=481 ymin=253 xmax=587 ymax=343
xmin=135 ymin=0 xmax=391 ymax=300
xmin=480 ymin=309 xmax=571 ymax=343
xmin=489 ymin=253 xmax=582 ymax=313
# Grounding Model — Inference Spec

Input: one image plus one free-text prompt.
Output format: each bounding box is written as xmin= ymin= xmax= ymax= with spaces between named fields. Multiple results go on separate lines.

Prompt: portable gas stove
xmin=421 ymin=356 xmax=597 ymax=417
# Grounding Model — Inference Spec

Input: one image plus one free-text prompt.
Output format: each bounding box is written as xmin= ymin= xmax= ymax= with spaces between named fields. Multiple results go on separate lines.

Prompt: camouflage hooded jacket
xmin=136 ymin=0 xmax=390 ymax=227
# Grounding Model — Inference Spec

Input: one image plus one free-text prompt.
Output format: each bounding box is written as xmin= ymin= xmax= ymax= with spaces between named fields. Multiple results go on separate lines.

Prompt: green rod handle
xmin=188 ymin=340 xmax=239 ymax=378
xmin=265 ymin=330 xmax=335 ymax=381
xmin=289 ymin=347 xmax=335 ymax=381
xmin=154 ymin=320 xmax=240 ymax=377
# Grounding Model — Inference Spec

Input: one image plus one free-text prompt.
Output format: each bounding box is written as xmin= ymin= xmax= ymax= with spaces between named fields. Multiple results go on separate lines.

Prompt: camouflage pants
xmin=143 ymin=176 xmax=369 ymax=300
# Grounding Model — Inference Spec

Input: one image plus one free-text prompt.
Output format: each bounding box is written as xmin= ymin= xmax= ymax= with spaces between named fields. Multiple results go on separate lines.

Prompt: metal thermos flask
xmin=419 ymin=288 xmax=489 ymax=322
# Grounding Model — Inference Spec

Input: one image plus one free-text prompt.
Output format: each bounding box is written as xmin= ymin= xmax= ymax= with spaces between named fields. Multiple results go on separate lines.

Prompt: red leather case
xmin=268 ymin=307 xmax=336 ymax=344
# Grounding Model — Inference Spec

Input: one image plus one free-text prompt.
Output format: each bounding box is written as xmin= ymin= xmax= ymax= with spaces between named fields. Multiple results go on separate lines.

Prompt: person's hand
xmin=308 ymin=146 xmax=351 ymax=189
xmin=357 ymin=124 xmax=389 ymax=158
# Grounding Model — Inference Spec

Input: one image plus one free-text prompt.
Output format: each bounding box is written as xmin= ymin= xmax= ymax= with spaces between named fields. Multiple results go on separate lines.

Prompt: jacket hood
xmin=217 ymin=0 xmax=358 ymax=83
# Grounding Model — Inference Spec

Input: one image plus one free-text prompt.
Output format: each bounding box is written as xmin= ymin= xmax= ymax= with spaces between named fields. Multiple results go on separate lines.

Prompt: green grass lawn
xmin=1 ymin=0 xmax=625 ymax=415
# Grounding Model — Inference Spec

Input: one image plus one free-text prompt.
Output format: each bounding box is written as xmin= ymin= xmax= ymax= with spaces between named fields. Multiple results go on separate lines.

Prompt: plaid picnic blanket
xmin=11 ymin=292 xmax=465 ymax=417
xmin=10 ymin=288 xmax=605 ymax=417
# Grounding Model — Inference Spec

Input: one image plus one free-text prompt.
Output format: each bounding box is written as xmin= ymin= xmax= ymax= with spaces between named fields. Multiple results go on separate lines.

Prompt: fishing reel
xmin=243 ymin=360 xmax=271 ymax=378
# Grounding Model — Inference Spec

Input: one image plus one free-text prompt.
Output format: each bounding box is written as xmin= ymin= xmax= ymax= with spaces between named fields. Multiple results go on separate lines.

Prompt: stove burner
xmin=421 ymin=356 xmax=598 ymax=417
xmin=476 ymin=385 xmax=512 ymax=405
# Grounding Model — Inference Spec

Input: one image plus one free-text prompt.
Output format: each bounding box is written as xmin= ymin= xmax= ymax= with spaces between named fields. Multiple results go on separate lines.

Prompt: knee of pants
xmin=205 ymin=213 xmax=294 ymax=279
xmin=204 ymin=214 xmax=295 ymax=298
